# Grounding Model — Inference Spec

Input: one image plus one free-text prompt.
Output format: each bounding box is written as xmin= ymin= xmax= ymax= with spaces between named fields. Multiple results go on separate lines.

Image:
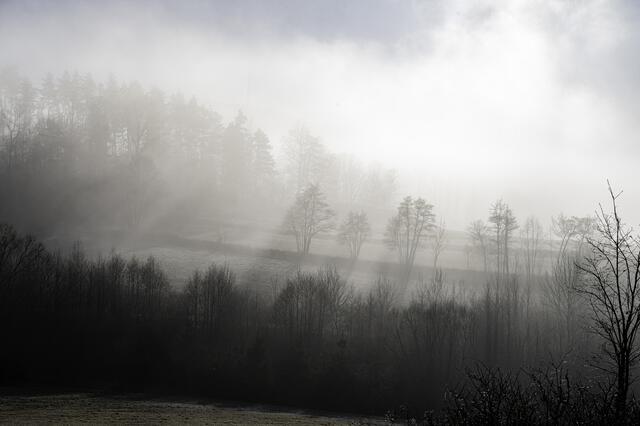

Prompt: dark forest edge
xmin=4 ymin=192 xmax=640 ymax=425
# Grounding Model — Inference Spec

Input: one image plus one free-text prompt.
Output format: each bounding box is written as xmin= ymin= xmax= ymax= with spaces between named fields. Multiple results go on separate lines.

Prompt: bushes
xmin=437 ymin=364 xmax=640 ymax=425
xmin=443 ymin=366 xmax=537 ymax=425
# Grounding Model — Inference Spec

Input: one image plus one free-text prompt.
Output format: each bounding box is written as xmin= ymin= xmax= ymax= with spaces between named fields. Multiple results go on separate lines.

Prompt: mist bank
xmin=0 ymin=69 xmax=605 ymax=250
xmin=0 ymin=68 xmax=397 ymax=237
xmin=4 ymin=1 xmax=640 ymax=227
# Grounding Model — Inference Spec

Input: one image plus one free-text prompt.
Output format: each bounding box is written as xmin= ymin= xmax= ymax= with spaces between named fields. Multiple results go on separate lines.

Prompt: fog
xmin=4 ymin=1 xmax=640 ymax=423
xmin=3 ymin=0 xmax=640 ymax=228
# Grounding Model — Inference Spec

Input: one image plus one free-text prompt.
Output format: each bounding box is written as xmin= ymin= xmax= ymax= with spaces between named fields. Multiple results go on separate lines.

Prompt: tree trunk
xmin=617 ymin=351 xmax=630 ymax=416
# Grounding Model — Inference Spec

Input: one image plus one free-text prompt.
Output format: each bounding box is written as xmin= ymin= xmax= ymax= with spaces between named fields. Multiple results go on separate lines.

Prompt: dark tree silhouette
xmin=338 ymin=211 xmax=370 ymax=260
xmin=431 ymin=219 xmax=447 ymax=271
xmin=468 ymin=219 xmax=490 ymax=272
xmin=251 ymin=129 xmax=277 ymax=198
xmin=284 ymin=184 xmax=335 ymax=255
xmin=577 ymin=184 xmax=640 ymax=416
xmin=489 ymin=200 xmax=518 ymax=276
xmin=384 ymin=196 xmax=435 ymax=282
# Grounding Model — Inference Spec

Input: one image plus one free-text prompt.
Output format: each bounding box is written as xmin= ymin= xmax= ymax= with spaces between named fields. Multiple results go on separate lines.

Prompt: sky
xmin=1 ymin=0 xmax=640 ymax=229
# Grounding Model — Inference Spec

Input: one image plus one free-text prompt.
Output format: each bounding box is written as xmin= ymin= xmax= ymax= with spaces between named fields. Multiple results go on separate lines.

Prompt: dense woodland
xmin=0 ymin=68 xmax=397 ymax=236
xmin=4 ymin=69 xmax=640 ymax=424
xmin=3 ymin=211 xmax=640 ymax=424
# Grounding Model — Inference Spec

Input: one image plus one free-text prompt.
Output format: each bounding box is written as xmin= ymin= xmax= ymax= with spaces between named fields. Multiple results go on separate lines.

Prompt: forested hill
xmin=0 ymin=69 xmax=397 ymax=236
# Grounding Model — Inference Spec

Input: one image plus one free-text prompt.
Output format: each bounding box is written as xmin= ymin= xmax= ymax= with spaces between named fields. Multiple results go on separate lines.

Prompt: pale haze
xmin=6 ymin=1 xmax=640 ymax=423
xmin=2 ymin=0 xmax=639 ymax=227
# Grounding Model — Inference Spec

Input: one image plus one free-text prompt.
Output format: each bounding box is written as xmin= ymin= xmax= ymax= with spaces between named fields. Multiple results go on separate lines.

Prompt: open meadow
xmin=0 ymin=392 xmax=380 ymax=425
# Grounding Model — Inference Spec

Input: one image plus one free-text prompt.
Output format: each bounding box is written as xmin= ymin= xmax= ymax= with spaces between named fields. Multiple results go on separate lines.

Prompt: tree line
xmin=2 ymin=67 xmax=593 ymax=272
xmin=285 ymin=183 xmax=592 ymax=294
xmin=3 ymin=184 xmax=640 ymax=422
xmin=0 ymin=68 xmax=397 ymax=235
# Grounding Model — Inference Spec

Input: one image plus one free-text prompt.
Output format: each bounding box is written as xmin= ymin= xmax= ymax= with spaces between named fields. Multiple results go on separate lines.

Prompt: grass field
xmin=0 ymin=393 xmax=382 ymax=425
xmin=44 ymin=224 xmax=494 ymax=300
xmin=44 ymin=220 xmax=555 ymax=301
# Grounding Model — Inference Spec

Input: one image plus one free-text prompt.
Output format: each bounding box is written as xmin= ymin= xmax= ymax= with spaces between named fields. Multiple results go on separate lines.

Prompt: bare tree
xmin=468 ymin=220 xmax=490 ymax=272
xmin=284 ymin=184 xmax=335 ymax=255
xmin=544 ymin=251 xmax=582 ymax=352
xmin=463 ymin=244 xmax=472 ymax=269
xmin=489 ymin=201 xmax=505 ymax=275
xmin=431 ymin=219 xmax=447 ymax=272
xmin=489 ymin=200 xmax=518 ymax=277
xmin=0 ymin=223 xmax=44 ymax=294
xmin=542 ymin=214 xmax=594 ymax=354
xmin=521 ymin=216 xmax=543 ymax=282
xmin=338 ymin=211 xmax=370 ymax=260
xmin=185 ymin=263 xmax=235 ymax=337
xmin=577 ymin=184 xmax=640 ymax=415
xmin=251 ymin=129 xmax=277 ymax=199
xmin=553 ymin=214 xmax=595 ymax=256
xmin=273 ymin=267 xmax=350 ymax=341
xmin=502 ymin=206 xmax=518 ymax=276
xmin=384 ymin=196 xmax=435 ymax=282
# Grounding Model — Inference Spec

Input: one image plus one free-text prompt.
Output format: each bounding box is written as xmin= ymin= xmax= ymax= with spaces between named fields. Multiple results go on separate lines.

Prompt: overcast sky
xmin=2 ymin=0 xmax=640 ymax=228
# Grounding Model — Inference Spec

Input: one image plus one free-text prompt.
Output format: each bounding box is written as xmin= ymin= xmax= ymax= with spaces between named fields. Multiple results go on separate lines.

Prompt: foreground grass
xmin=0 ymin=393 xmax=380 ymax=425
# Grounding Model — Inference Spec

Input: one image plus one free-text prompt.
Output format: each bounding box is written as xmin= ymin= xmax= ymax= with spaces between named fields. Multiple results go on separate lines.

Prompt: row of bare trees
xmin=467 ymin=200 xmax=519 ymax=278
xmin=441 ymin=185 xmax=640 ymax=423
xmin=463 ymin=185 xmax=640 ymax=418
xmin=280 ymin=183 xmax=640 ymax=417
xmin=466 ymin=201 xmax=594 ymax=278
xmin=284 ymin=189 xmax=447 ymax=281
xmin=288 ymin=189 xmax=582 ymax=288
xmin=3 ymin=181 xmax=640 ymax=419
xmin=284 ymin=183 xmax=372 ymax=257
